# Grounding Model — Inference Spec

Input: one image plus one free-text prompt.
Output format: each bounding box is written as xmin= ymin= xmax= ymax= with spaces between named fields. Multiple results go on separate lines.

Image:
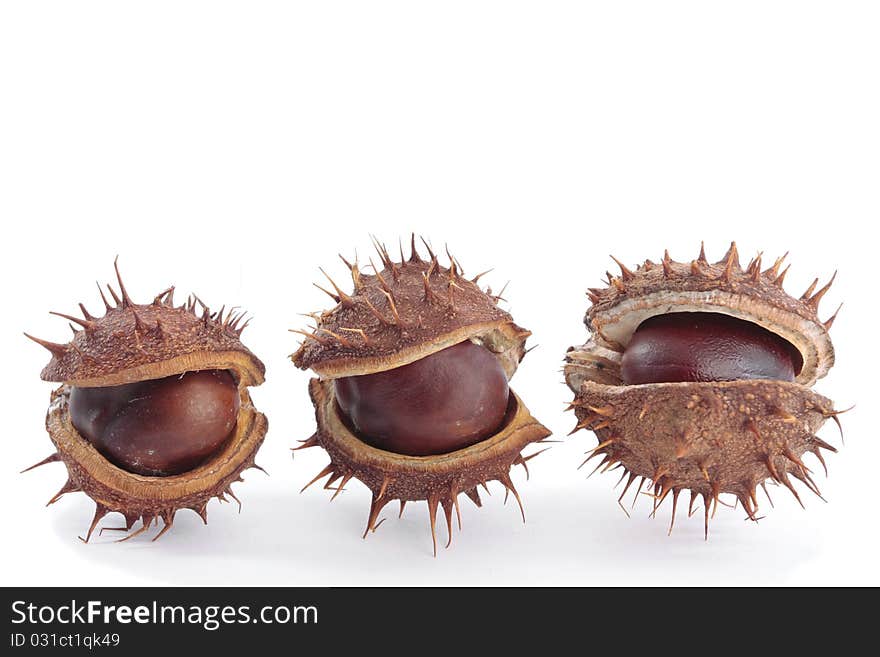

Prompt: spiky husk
xmin=298 ymin=378 xmax=551 ymax=555
xmin=26 ymin=261 xmax=268 ymax=540
xmin=291 ymin=236 xmax=529 ymax=379
xmin=28 ymin=260 xmax=263 ymax=387
xmin=570 ymin=379 xmax=841 ymax=536
xmin=32 ymin=386 xmax=268 ymax=542
xmin=564 ymin=243 xmax=845 ymax=535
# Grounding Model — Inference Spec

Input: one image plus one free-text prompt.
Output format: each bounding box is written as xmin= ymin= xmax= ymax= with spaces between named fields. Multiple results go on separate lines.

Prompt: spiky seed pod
xmin=292 ymin=237 xmax=551 ymax=555
xmin=25 ymin=260 xmax=268 ymax=541
xmin=564 ymin=243 xmax=847 ymax=537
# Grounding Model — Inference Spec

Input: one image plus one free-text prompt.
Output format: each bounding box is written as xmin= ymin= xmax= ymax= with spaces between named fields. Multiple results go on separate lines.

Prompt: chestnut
xmin=334 ymin=341 xmax=510 ymax=456
xmin=620 ymin=312 xmax=802 ymax=385
xmin=70 ymin=369 xmax=240 ymax=476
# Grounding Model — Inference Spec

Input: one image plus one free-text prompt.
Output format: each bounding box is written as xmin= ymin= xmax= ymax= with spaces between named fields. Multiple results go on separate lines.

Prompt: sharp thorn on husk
xmin=21 ymin=453 xmax=61 ymax=473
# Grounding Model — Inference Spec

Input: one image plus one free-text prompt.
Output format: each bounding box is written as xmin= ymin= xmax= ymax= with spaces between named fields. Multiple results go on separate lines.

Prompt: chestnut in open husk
xmin=564 ymin=243 xmax=848 ymax=537
xmin=25 ymin=261 xmax=267 ymax=541
xmin=292 ymin=237 xmax=551 ymax=554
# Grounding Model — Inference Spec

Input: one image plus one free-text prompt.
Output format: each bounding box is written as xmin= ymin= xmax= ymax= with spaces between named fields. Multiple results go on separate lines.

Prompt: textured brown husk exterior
xmin=572 ymin=379 xmax=832 ymax=502
xmin=586 ymin=248 xmax=827 ymax=329
xmin=39 ymin=302 xmax=265 ymax=387
xmin=291 ymin=256 xmax=528 ymax=378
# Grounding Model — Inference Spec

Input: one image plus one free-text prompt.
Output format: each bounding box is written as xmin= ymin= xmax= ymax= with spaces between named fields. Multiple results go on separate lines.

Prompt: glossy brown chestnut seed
xmin=69 ymin=369 xmax=240 ymax=477
xmin=333 ymin=340 xmax=510 ymax=456
xmin=620 ymin=312 xmax=803 ymax=385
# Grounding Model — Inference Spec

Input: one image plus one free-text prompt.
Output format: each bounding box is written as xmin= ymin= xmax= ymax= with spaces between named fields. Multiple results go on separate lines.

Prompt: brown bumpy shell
xmin=292 ymin=237 xmax=551 ymax=554
xmin=564 ymin=243 xmax=847 ymax=537
xmin=25 ymin=261 xmax=268 ymax=541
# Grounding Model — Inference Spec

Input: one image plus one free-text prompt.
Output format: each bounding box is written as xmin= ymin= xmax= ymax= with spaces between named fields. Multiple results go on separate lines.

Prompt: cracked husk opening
xmin=310 ymin=320 xmax=528 ymax=381
xmin=41 ymin=385 xmax=268 ymax=542
xmin=299 ymin=377 xmax=551 ymax=554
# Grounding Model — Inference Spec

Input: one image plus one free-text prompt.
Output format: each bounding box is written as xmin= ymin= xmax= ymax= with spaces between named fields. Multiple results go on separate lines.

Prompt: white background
xmin=1 ymin=1 xmax=876 ymax=586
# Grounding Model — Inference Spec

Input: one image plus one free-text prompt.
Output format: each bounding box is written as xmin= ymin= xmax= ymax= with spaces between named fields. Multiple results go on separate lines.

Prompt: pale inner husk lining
xmin=587 ymin=290 xmax=833 ymax=387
